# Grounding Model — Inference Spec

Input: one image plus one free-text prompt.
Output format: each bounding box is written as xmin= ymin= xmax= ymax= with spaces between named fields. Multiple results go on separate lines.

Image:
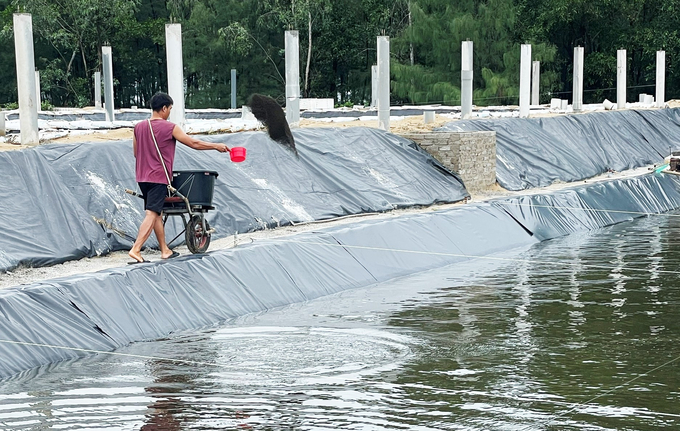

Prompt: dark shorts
xmin=138 ymin=182 xmax=168 ymax=215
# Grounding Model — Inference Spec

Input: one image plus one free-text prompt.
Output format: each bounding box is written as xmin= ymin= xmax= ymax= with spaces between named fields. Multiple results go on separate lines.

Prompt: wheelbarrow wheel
xmin=186 ymin=215 xmax=211 ymax=254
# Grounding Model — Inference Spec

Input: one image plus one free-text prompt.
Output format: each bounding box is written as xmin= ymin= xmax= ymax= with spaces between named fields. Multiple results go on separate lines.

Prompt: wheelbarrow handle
xmin=125 ymin=188 xmax=143 ymax=199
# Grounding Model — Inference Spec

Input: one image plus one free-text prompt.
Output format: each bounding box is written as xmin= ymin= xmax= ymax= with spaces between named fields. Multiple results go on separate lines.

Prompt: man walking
xmin=128 ymin=92 xmax=229 ymax=263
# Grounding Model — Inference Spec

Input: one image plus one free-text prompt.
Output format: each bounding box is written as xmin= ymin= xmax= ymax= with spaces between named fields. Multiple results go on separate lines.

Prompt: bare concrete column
xmin=13 ymin=14 xmax=39 ymax=145
xmin=423 ymin=111 xmax=435 ymax=124
xmin=94 ymin=71 xmax=101 ymax=108
xmin=377 ymin=36 xmax=390 ymax=131
xmin=461 ymin=41 xmax=473 ymax=119
xmin=573 ymin=46 xmax=584 ymax=113
xmin=531 ymin=61 xmax=540 ymax=105
xmin=35 ymin=70 xmax=41 ymax=112
xmin=102 ymin=46 xmax=115 ymax=122
xmin=617 ymin=49 xmax=626 ymax=110
xmin=656 ymin=50 xmax=666 ymax=108
xmin=0 ymin=111 xmax=5 ymax=136
xmin=231 ymin=69 xmax=237 ymax=109
xmin=165 ymin=24 xmax=185 ymax=127
xmin=371 ymin=65 xmax=378 ymax=108
xmin=285 ymin=30 xmax=300 ymax=126
xmin=519 ymin=44 xmax=531 ymax=117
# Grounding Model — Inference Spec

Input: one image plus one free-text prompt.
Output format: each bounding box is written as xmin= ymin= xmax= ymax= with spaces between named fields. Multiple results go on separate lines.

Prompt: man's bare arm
xmin=172 ymin=126 xmax=229 ymax=153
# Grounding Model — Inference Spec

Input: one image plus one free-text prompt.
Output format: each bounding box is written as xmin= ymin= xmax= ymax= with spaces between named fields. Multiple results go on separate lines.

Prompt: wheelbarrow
xmin=126 ymin=170 xmax=219 ymax=254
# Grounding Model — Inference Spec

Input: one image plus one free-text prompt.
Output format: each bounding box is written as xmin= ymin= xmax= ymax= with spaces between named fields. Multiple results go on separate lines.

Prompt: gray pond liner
xmin=440 ymin=108 xmax=680 ymax=190
xmin=1 ymin=171 xmax=680 ymax=379
xmin=0 ymin=127 xmax=468 ymax=272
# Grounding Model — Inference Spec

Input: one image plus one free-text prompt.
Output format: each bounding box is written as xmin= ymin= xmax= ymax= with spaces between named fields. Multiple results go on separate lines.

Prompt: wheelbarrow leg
xmin=166 ymin=213 xmax=189 ymax=249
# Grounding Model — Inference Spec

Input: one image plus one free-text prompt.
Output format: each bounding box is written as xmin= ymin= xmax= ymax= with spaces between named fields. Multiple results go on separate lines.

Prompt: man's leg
xmin=153 ymin=214 xmax=174 ymax=259
xmin=129 ymin=210 xmax=160 ymax=262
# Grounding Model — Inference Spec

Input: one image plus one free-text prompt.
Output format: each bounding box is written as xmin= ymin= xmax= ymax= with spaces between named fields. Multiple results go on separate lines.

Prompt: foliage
xmin=0 ymin=0 xmax=677 ymax=108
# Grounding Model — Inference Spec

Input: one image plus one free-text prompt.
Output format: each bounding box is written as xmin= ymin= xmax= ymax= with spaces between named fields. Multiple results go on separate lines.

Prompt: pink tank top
xmin=134 ymin=119 xmax=177 ymax=184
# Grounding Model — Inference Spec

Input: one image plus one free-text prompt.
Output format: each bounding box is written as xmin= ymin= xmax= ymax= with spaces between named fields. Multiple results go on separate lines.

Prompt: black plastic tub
xmin=171 ymin=170 xmax=219 ymax=207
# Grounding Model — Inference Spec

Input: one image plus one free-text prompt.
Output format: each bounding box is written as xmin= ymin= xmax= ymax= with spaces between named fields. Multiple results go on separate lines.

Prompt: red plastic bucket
xmin=230 ymin=146 xmax=246 ymax=163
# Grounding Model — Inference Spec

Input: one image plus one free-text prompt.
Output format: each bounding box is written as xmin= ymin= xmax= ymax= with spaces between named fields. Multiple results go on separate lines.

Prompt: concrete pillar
xmin=656 ymin=50 xmax=666 ymax=108
xmin=519 ymin=44 xmax=531 ymax=117
xmin=0 ymin=111 xmax=5 ymax=136
xmin=231 ymin=69 xmax=237 ymax=109
xmin=102 ymin=46 xmax=115 ymax=122
xmin=461 ymin=40 xmax=473 ymax=119
xmin=35 ymin=70 xmax=41 ymax=111
xmin=285 ymin=30 xmax=300 ymax=126
xmin=377 ymin=36 xmax=390 ymax=131
xmin=165 ymin=24 xmax=185 ymax=127
xmin=13 ymin=14 xmax=39 ymax=146
xmin=617 ymin=49 xmax=626 ymax=110
xmin=94 ymin=71 xmax=101 ymax=108
xmin=573 ymin=46 xmax=584 ymax=113
xmin=531 ymin=61 xmax=540 ymax=105
xmin=371 ymin=65 xmax=378 ymax=108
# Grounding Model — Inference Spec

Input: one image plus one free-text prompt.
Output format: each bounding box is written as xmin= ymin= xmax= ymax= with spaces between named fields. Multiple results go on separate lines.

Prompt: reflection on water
xmin=2 ymin=213 xmax=680 ymax=429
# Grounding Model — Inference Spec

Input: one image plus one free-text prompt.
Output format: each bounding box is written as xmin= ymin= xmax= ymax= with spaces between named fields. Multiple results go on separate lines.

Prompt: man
xmin=128 ymin=92 xmax=229 ymax=263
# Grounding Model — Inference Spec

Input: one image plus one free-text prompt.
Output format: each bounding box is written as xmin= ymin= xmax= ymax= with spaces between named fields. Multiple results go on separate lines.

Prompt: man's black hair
xmin=149 ymin=92 xmax=174 ymax=112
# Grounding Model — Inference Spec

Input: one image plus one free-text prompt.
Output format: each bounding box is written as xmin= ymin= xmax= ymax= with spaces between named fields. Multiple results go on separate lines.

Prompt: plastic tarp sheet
xmin=2 ymin=171 xmax=680 ymax=378
xmin=491 ymin=173 xmax=680 ymax=241
xmin=0 ymin=127 xmax=468 ymax=272
xmin=0 ymin=151 xmax=112 ymax=270
xmin=440 ymin=109 xmax=680 ymax=190
xmin=0 ymin=203 xmax=533 ymax=378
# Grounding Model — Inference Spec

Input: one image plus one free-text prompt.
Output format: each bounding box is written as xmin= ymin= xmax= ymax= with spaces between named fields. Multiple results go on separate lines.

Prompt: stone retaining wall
xmin=401 ymin=131 xmax=496 ymax=191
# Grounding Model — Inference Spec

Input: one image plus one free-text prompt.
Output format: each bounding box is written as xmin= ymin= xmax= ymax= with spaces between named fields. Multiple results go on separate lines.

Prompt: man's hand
xmin=216 ymin=144 xmax=230 ymax=153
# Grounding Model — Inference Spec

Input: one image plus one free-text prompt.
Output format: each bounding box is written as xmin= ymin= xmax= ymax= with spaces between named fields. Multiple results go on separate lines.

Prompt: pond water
xmin=1 ymin=213 xmax=680 ymax=430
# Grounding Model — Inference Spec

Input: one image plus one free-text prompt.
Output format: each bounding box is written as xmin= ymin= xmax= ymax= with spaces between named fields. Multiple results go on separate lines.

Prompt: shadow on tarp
xmin=0 ymin=127 xmax=468 ymax=272
xmin=440 ymin=108 xmax=680 ymax=191
xmin=1 ymin=172 xmax=680 ymax=379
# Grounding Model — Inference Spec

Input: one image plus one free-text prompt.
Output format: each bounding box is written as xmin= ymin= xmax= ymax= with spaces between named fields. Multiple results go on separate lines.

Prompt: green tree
xmin=392 ymin=0 xmax=557 ymax=106
xmin=10 ymin=0 xmax=141 ymax=106
xmin=516 ymin=0 xmax=679 ymax=103
xmin=0 ymin=0 xmax=16 ymax=105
